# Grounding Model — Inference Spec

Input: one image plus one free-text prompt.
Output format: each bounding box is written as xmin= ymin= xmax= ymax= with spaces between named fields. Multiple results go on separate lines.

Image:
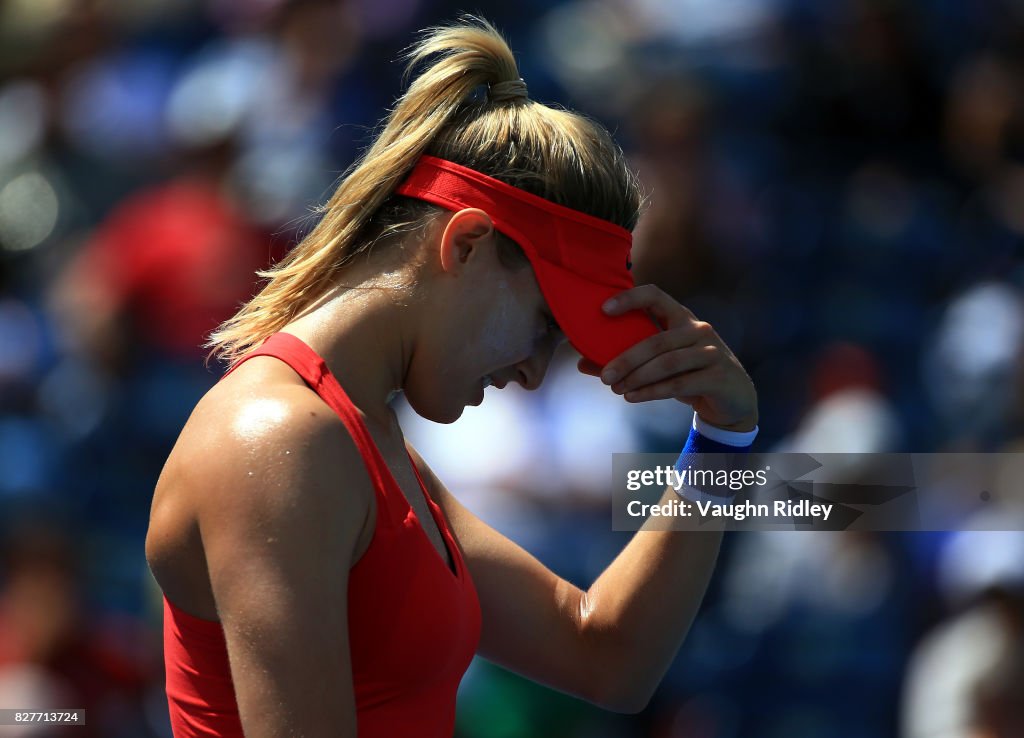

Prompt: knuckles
xmin=700 ymin=343 xmax=721 ymax=360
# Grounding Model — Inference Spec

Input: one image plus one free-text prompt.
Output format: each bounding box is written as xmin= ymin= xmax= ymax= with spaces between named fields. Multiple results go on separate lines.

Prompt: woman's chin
xmin=406 ymin=393 xmax=467 ymax=425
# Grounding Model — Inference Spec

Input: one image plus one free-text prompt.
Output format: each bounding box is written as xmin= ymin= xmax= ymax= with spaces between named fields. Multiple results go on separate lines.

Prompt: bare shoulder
xmin=178 ymin=358 xmax=373 ymax=533
xmin=148 ymin=357 xmax=375 ymax=598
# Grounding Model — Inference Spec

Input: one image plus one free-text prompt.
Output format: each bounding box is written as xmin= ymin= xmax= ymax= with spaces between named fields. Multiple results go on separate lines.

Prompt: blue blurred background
xmin=0 ymin=0 xmax=1023 ymax=736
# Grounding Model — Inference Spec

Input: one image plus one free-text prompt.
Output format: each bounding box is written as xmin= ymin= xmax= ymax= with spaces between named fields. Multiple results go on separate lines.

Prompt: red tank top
xmin=162 ymin=331 xmax=482 ymax=737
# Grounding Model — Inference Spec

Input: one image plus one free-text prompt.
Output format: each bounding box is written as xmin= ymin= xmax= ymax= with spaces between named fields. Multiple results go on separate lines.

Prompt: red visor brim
xmin=532 ymin=258 xmax=660 ymax=367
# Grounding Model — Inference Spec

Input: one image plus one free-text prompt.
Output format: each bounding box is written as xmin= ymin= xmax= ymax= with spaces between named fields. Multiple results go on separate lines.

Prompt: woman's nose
xmin=514 ymin=342 xmax=556 ymax=390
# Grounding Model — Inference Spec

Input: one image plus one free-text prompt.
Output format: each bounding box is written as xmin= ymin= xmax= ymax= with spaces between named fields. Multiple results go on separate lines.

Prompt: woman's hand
xmin=577 ymin=285 xmax=759 ymax=433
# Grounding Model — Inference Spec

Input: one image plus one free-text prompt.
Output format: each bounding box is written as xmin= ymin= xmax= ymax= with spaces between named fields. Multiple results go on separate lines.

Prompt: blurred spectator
xmin=922 ymin=282 xmax=1024 ymax=451
xmin=0 ymin=522 xmax=156 ymax=737
xmin=775 ymin=341 xmax=902 ymax=454
xmin=971 ymin=639 xmax=1024 ymax=738
xmin=48 ymin=172 xmax=271 ymax=369
xmin=902 ymin=526 xmax=1024 ymax=738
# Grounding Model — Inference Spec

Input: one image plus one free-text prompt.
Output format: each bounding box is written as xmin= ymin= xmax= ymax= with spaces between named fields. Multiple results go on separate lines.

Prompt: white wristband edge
xmin=692 ymin=413 xmax=759 ymax=447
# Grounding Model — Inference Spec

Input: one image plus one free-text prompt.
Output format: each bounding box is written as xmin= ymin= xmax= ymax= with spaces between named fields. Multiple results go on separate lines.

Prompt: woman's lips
xmin=481 ymin=374 xmax=508 ymax=390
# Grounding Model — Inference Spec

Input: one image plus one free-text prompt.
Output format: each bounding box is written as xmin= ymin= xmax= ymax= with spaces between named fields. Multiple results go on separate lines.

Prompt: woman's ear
xmin=439 ymin=208 xmax=496 ymax=274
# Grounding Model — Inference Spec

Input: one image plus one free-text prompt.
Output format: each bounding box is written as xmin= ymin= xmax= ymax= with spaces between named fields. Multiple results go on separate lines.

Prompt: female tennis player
xmin=145 ymin=16 xmax=757 ymax=738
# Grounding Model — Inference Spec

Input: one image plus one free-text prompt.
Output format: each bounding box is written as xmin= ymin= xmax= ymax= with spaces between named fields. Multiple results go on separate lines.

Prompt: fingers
xmin=607 ymin=344 xmax=719 ymax=395
xmin=603 ymin=285 xmax=696 ymax=330
xmin=595 ymin=286 xmax=758 ymax=429
xmin=618 ymin=366 xmax=718 ymax=403
xmin=600 ymin=320 xmax=716 ymax=385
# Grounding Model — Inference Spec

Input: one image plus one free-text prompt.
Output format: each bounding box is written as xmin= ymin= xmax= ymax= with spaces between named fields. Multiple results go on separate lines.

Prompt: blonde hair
xmin=206 ymin=14 xmax=644 ymax=367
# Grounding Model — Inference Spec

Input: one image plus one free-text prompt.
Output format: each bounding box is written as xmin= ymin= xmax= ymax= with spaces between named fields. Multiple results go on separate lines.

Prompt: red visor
xmin=394 ymin=155 xmax=659 ymax=367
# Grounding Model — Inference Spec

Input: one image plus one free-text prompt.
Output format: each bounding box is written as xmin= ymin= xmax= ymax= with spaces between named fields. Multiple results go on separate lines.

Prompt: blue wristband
xmin=674 ymin=414 xmax=757 ymax=505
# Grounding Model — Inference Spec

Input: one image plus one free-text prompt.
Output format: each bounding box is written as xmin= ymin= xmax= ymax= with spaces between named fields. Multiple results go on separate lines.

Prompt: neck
xmin=278 ymin=260 xmax=419 ymax=433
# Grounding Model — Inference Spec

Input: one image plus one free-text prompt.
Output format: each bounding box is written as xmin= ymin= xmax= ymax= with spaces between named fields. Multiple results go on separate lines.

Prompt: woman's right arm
xmin=193 ymin=389 xmax=372 ymax=737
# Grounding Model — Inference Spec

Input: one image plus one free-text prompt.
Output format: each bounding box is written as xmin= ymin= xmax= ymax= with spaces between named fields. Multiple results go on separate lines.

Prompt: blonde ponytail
xmin=206 ymin=14 xmax=643 ymax=367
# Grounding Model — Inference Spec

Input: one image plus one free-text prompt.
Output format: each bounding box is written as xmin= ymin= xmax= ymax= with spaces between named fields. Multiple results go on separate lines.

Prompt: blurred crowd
xmin=0 ymin=0 xmax=1023 ymax=736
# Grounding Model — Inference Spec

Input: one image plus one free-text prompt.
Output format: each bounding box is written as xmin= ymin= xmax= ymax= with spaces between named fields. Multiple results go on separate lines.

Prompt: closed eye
xmin=543 ymin=310 xmax=566 ymax=345
xmin=543 ymin=309 xmax=561 ymax=336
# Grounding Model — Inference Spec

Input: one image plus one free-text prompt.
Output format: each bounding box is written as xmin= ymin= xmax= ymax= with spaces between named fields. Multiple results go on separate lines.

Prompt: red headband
xmin=394 ymin=155 xmax=658 ymax=367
